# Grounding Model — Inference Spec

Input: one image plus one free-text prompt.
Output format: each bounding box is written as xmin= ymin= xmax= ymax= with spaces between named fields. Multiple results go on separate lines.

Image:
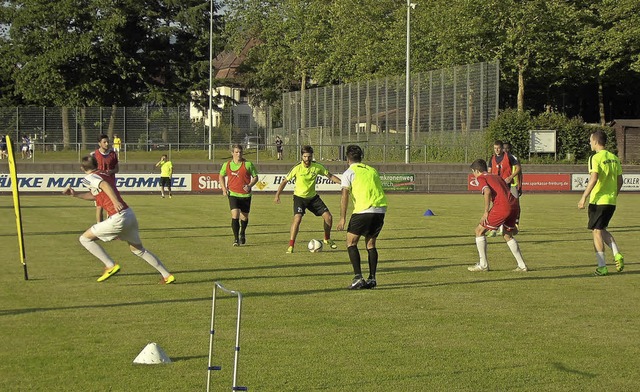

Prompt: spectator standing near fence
xmin=275 ymin=136 xmax=283 ymax=160
xmin=92 ymin=134 xmax=119 ymax=223
xmin=155 ymin=154 xmax=173 ymax=198
xmin=578 ymin=130 xmax=624 ymax=276
xmin=274 ymin=145 xmax=341 ymax=253
xmin=113 ymin=134 xmax=122 ymax=158
xmin=21 ymin=135 xmax=29 ymax=159
xmin=220 ymin=145 xmax=259 ymax=246
xmin=28 ymin=135 xmax=35 ymax=157
xmin=0 ymin=136 xmax=7 ymax=159
xmin=63 ymin=155 xmax=175 ymax=284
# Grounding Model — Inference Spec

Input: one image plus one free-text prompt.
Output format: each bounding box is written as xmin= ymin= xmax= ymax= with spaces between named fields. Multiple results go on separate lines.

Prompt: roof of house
xmin=610 ymin=119 xmax=640 ymax=128
xmin=213 ymin=38 xmax=260 ymax=80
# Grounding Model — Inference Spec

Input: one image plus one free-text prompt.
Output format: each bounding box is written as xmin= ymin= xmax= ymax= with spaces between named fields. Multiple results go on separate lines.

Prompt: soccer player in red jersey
xmin=92 ymin=134 xmax=119 ymax=223
xmin=63 ymin=155 xmax=174 ymax=284
xmin=487 ymin=140 xmax=522 ymax=234
xmin=219 ymin=145 xmax=259 ymax=246
xmin=468 ymin=159 xmax=528 ymax=272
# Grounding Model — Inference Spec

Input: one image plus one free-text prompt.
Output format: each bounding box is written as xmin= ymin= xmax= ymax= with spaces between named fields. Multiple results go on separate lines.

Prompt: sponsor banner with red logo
xmin=468 ymin=173 xmax=571 ymax=192
xmin=571 ymin=173 xmax=640 ymax=191
xmin=0 ymin=173 xmax=191 ymax=193
xmin=191 ymin=173 xmax=343 ymax=193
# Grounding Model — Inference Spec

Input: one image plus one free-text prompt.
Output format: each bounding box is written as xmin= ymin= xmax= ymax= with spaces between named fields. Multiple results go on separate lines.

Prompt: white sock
xmin=79 ymin=236 xmax=116 ymax=268
xmin=475 ymin=236 xmax=488 ymax=268
xmin=133 ymin=248 xmax=171 ymax=278
xmin=609 ymin=240 xmax=620 ymax=255
xmin=596 ymin=252 xmax=606 ymax=268
xmin=506 ymin=238 xmax=527 ymax=269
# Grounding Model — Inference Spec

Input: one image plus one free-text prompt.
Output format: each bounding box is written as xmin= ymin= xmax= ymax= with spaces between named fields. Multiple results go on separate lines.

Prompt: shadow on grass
xmin=551 ymin=362 xmax=596 ymax=378
xmin=378 ymin=268 xmax=640 ymax=291
xmin=171 ymin=355 xmax=208 ymax=362
xmin=3 ymin=266 xmax=637 ymax=317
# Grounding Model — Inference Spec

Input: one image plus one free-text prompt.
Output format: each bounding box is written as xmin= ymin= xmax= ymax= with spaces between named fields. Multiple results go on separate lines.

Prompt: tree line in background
xmin=1 ymin=0 xmax=640 ymax=127
xmin=0 ymin=0 xmax=224 ymax=110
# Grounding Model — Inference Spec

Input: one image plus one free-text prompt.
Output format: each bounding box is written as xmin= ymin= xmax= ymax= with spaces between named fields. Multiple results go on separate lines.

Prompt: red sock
xmin=289 ymin=240 xmax=295 ymax=247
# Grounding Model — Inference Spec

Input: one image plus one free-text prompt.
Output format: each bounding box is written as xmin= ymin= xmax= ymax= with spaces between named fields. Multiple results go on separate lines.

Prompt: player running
xmin=578 ymin=129 xmax=624 ymax=276
xmin=219 ymin=144 xmax=259 ymax=246
xmin=64 ymin=155 xmax=175 ymax=284
xmin=274 ymin=145 xmax=341 ymax=253
xmin=468 ymin=159 xmax=528 ymax=272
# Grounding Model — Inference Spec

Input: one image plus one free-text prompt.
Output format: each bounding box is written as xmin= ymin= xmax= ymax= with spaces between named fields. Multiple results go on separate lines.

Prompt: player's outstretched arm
xmin=274 ymin=178 xmax=288 ymax=203
xmin=328 ymin=173 xmax=341 ymax=184
xmin=63 ymin=187 xmax=95 ymax=201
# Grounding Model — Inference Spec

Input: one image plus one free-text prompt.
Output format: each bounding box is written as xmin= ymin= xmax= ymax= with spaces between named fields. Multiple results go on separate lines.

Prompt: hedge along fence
xmin=484 ymin=109 xmax=616 ymax=163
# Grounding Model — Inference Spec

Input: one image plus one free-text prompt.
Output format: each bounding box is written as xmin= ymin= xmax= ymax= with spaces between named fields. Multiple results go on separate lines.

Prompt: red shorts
xmin=483 ymin=203 xmax=519 ymax=231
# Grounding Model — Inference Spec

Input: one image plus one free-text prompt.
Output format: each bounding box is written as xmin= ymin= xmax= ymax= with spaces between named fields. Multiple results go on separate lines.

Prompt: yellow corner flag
xmin=6 ymin=135 xmax=29 ymax=280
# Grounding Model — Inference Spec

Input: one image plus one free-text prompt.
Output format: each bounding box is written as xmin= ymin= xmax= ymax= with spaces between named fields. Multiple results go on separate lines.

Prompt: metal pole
xmin=208 ymin=0 xmax=214 ymax=160
xmin=232 ymin=293 xmax=243 ymax=391
xmin=207 ymin=284 xmax=219 ymax=392
xmin=207 ymin=282 xmax=247 ymax=392
xmin=405 ymin=1 xmax=413 ymax=164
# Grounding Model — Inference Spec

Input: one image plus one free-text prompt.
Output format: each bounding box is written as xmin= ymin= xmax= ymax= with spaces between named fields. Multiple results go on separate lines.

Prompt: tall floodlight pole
xmin=405 ymin=2 xmax=415 ymax=164
xmin=207 ymin=0 xmax=214 ymax=160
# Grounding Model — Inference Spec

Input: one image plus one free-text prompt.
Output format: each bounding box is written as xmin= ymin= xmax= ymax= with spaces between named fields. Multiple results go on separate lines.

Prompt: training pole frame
xmin=207 ymin=281 xmax=247 ymax=392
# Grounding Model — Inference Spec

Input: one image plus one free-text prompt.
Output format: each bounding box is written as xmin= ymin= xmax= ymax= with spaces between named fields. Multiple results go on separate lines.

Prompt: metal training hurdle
xmin=207 ymin=282 xmax=247 ymax=392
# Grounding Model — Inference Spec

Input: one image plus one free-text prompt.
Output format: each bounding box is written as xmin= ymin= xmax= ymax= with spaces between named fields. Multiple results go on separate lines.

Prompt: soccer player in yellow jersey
xmin=274 ymin=145 xmax=341 ymax=253
xmin=155 ymin=154 xmax=173 ymax=198
xmin=578 ymin=130 xmax=624 ymax=276
xmin=337 ymin=145 xmax=387 ymax=289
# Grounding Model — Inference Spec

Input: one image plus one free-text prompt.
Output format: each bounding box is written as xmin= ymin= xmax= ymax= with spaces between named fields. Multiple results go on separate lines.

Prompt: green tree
xmin=487 ymin=0 xmax=580 ymax=112
xmin=2 ymin=0 xmax=219 ymax=107
xmin=574 ymin=0 xmax=640 ymax=125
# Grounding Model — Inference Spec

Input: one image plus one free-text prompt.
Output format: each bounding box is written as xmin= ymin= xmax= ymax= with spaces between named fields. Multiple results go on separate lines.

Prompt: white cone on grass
xmin=133 ymin=342 xmax=172 ymax=364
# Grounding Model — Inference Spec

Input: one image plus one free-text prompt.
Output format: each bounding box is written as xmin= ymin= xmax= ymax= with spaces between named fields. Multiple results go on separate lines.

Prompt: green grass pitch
xmin=1 ymin=193 xmax=639 ymax=391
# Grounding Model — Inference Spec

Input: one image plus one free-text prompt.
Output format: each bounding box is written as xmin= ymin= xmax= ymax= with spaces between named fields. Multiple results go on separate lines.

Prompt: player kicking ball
xmin=468 ymin=159 xmax=528 ymax=272
xmin=63 ymin=155 xmax=175 ymax=284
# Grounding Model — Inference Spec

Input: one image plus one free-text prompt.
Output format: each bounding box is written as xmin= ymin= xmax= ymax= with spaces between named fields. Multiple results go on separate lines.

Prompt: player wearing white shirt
xmin=64 ymin=155 xmax=174 ymax=284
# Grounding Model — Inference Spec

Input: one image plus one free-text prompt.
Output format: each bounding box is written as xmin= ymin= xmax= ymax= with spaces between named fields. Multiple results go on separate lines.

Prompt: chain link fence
xmin=0 ymin=61 xmax=498 ymax=163
xmin=0 ymin=105 xmax=271 ymax=153
xmin=280 ymin=61 xmax=499 ymax=160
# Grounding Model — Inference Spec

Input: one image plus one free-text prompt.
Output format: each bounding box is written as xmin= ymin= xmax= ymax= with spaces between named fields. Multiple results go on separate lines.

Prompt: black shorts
xmin=587 ymin=204 xmax=616 ymax=230
xmin=293 ymin=195 xmax=329 ymax=216
xmin=229 ymin=195 xmax=252 ymax=213
xmin=160 ymin=177 xmax=171 ymax=187
xmin=347 ymin=213 xmax=385 ymax=237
